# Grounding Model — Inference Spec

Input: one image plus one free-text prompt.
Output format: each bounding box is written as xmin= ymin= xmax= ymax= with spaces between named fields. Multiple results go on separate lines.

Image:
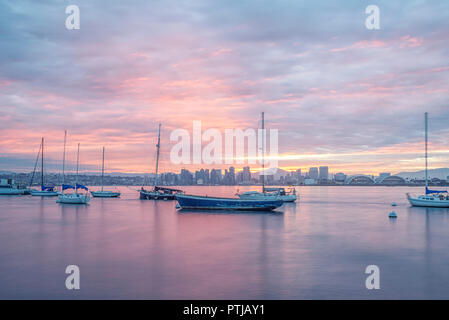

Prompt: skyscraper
xmin=309 ymin=167 xmax=319 ymax=180
xmin=242 ymin=166 xmax=251 ymax=183
xmin=319 ymin=166 xmax=329 ymax=182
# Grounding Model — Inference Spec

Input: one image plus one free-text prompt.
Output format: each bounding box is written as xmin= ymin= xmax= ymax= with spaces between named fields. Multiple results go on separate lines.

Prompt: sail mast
xmin=425 ymin=112 xmax=428 ymax=190
xmin=154 ymin=123 xmax=161 ymax=187
xmin=75 ymin=143 xmax=80 ymax=194
xmin=101 ymin=146 xmax=105 ymax=192
xmin=261 ymin=112 xmax=265 ymax=192
xmin=62 ymin=130 xmax=67 ymax=193
xmin=41 ymin=137 xmax=44 ymax=188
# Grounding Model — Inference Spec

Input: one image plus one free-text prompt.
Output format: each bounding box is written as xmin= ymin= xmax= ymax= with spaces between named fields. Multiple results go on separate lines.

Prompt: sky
xmin=0 ymin=0 xmax=448 ymax=175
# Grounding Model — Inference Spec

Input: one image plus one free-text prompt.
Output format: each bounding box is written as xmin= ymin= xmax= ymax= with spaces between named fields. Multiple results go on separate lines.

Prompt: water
xmin=1 ymin=186 xmax=449 ymax=299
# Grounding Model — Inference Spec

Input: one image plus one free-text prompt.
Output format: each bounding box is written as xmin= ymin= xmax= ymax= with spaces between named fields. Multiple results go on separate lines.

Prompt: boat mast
xmin=41 ymin=137 xmax=44 ymax=188
xmin=30 ymin=141 xmax=42 ymax=187
xmin=75 ymin=143 xmax=80 ymax=194
xmin=101 ymin=146 xmax=105 ymax=192
xmin=154 ymin=123 xmax=161 ymax=187
xmin=261 ymin=112 xmax=265 ymax=192
xmin=62 ymin=130 xmax=67 ymax=194
xmin=425 ymin=112 xmax=428 ymax=190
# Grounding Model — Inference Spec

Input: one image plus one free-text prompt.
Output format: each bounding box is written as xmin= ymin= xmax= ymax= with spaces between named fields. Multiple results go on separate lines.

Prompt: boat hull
xmin=176 ymin=194 xmax=283 ymax=211
xmin=91 ymin=191 xmax=121 ymax=198
xmin=57 ymin=193 xmax=90 ymax=204
xmin=30 ymin=190 xmax=59 ymax=196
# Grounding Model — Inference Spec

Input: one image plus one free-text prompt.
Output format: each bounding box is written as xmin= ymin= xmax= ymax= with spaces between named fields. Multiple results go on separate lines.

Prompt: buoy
xmin=391 ymin=202 xmax=397 ymax=207
xmin=389 ymin=211 xmax=397 ymax=218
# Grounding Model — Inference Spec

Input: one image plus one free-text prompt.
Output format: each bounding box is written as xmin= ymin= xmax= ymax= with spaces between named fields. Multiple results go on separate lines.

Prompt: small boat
xmin=407 ymin=113 xmax=449 ymax=208
xmin=0 ymin=178 xmax=28 ymax=195
xmin=90 ymin=147 xmax=120 ymax=198
xmin=91 ymin=190 xmax=121 ymax=198
xmin=175 ymin=194 xmax=284 ymax=211
xmin=140 ymin=186 xmax=183 ymax=200
xmin=139 ymin=123 xmax=183 ymax=200
xmin=57 ymin=192 xmax=91 ymax=204
xmin=236 ymin=112 xmax=298 ymax=203
xmin=238 ymin=187 xmax=297 ymax=202
xmin=56 ymin=136 xmax=90 ymax=205
xmin=30 ymin=137 xmax=58 ymax=196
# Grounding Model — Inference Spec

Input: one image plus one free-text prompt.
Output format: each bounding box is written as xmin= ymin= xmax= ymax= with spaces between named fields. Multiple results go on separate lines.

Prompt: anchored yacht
xmin=407 ymin=113 xmax=449 ymax=208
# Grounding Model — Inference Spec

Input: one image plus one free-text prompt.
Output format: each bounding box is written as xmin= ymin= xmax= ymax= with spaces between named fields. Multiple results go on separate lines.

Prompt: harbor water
xmin=1 ymin=186 xmax=449 ymax=299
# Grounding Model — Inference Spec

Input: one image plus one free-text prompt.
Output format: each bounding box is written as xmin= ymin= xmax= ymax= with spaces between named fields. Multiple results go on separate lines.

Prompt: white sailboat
xmin=407 ymin=112 xmax=449 ymax=207
xmin=237 ymin=112 xmax=298 ymax=202
xmin=57 ymin=134 xmax=90 ymax=204
xmin=30 ymin=137 xmax=58 ymax=196
xmin=91 ymin=146 xmax=120 ymax=198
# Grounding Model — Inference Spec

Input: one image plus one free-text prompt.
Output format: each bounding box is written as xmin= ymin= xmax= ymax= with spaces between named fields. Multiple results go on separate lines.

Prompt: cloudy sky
xmin=0 ymin=0 xmax=448 ymax=175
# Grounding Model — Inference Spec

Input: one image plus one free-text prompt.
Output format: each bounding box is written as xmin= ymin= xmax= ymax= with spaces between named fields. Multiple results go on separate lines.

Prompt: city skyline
xmin=1 ymin=1 xmax=449 ymax=175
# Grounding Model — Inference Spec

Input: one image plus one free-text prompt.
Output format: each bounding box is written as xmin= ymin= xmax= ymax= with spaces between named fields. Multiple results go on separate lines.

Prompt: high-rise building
xmin=309 ymin=167 xmax=319 ymax=180
xmin=242 ymin=166 xmax=251 ymax=183
xmin=319 ymin=166 xmax=329 ymax=182
xmin=210 ymin=169 xmax=222 ymax=185
xmin=180 ymin=169 xmax=193 ymax=185
xmin=229 ymin=167 xmax=236 ymax=185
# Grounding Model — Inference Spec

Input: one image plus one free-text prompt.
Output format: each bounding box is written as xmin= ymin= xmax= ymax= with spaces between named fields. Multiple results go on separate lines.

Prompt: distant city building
xmin=345 ymin=175 xmax=375 ymax=185
xmin=379 ymin=172 xmax=391 ymax=180
xmin=334 ymin=172 xmax=346 ymax=184
xmin=210 ymin=169 xmax=222 ymax=185
xmin=377 ymin=175 xmax=406 ymax=185
xmin=242 ymin=166 xmax=251 ymax=183
xmin=304 ymin=178 xmax=316 ymax=185
xmin=309 ymin=167 xmax=319 ymax=180
xmin=319 ymin=166 xmax=329 ymax=182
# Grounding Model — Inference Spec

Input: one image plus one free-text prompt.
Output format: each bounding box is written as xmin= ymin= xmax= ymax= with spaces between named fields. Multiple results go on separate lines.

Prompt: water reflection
xmin=1 ymin=186 xmax=449 ymax=299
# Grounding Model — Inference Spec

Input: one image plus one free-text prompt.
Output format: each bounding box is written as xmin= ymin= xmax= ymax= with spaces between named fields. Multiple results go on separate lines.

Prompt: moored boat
xmin=407 ymin=191 xmax=449 ymax=208
xmin=29 ymin=137 xmax=58 ymax=196
xmin=91 ymin=190 xmax=121 ymax=198
xmin=236 ymin=112 xmax=299 ymax=203
xmin=56 ymin=136 xmax=90 ymax=205
xmin=406 ymin=113 xmax=448 ymax=208
xmin=238 ymin=187 xmax=297 ymax=202
xmin=57 ymin=192 xmax=91 ymax=204
xmin=139 ymin=123 xmax=183 ymax=200
xmin=90 ymin=147 xmax=121 ymax=198
xmin=175 ymin=194 xmax=283 ymax=211
xmin=140 ymin=186 xmax=183 ymax=200
xmin=0 ymin=179 xmax=28 ymax=195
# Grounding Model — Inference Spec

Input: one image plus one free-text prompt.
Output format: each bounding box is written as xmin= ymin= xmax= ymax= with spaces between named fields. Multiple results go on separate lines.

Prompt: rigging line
xmin=30 ymin=141 xmax=42 ymax=187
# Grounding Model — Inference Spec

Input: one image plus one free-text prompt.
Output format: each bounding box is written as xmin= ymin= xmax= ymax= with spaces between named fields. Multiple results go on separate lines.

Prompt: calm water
xmin=1 ymin=186 xmax=449 ymax=299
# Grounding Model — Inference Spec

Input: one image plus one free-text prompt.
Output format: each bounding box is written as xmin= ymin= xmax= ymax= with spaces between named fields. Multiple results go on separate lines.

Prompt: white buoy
xmin=391 ymin=202 xmax=397 ymax=207
xmin=389 ymin=211 xmax=397 ymax=218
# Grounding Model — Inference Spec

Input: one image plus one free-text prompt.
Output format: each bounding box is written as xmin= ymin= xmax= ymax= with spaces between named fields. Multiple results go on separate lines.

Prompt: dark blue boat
xmin=175 ymin=194 xmax=283 ymax=211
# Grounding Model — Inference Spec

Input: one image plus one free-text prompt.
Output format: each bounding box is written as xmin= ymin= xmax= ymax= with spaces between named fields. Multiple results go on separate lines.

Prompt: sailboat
xmin=407 ymin=112 xmax=449 ymax=207
xmin=139 ymin=123 xmax=183 ymax=200
xmin=237 ymin=112 xmax=297 ymax=202
xmin=30 ymin=137 xmax=58 ymax=196
xmin=56 ymin=134 xmax=90 ymax=204
xmin=90 ymin=147 xmax=120 ymax=197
